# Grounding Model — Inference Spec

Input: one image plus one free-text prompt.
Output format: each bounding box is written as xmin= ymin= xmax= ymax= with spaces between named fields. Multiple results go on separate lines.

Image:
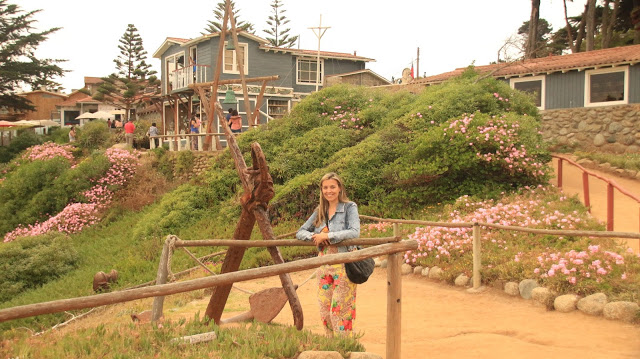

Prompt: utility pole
xmin=309 ymin=15 xmax=330 ymax=92
xmin=416 ymin=47 xmax=420 ymax=79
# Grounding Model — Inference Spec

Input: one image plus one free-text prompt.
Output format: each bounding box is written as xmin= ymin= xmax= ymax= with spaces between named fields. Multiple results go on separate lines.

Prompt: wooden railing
xmin=150 ymin=133 xmax=229 ymax=152
xmin=170 ymin=64 xmax=209 ymax=92
xmin=553 ymin=154 xmax=640 ymax=244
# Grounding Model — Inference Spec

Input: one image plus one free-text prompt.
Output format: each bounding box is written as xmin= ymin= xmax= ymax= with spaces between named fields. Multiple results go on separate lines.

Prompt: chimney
xmin=353 ymin=51 xmax=357 ymax=56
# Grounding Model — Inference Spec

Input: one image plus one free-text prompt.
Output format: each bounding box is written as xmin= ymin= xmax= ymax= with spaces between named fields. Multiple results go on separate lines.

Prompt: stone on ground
xmin=554 ymin=294 xmax=579 ymax=313
xmin=428 ymin=266 xmax=443 ymax=279
xmin=413 ymin=266 xmax=423 ymax=275
xmin=504 ymin=282 xmax=519 ymax=296
xmin=518 ymin=279 xmax=539 ymax=299
xmin=603 ymin=301 xmax=640 ymax=322
xmin=531 ymin=287 xmax=555 ymax=308
xmin=577 ymin=293 xmax=608 ymax=316
xmin=401 ymin=263 xmax=413 ymax=275
xmin=454 ymin=274 xmax=469 ymax=287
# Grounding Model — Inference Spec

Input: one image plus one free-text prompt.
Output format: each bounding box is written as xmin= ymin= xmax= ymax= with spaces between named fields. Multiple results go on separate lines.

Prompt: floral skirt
xmin=316 ymin=246 xmax=357 ymax=335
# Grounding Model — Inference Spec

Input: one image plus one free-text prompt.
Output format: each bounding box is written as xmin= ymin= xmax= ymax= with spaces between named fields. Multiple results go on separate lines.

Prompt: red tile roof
xmin=415 ymin=44 xmax=640 ymax=85
xmin=58 ymin=92 xmax=95 ymax=106
xmin=84 ymin=76 xmax=103 ymax=84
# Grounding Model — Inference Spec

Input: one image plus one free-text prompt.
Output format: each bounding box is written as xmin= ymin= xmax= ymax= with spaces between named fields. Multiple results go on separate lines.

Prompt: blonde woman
xmin=296 ymin=172 xmax=360 ymax=336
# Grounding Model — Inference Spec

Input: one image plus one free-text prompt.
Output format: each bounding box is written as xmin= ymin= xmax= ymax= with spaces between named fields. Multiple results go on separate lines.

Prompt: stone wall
xmin=541 ymin=104 xmax=640 ymax=153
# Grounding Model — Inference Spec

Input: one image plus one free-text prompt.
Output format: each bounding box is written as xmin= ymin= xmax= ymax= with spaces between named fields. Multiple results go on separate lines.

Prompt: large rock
xmin=454 ymin=274 xmax=470 ymax=287
xmin=603 ymin=301 xmax=640 ymax=322
xmin=518 ymin=279 xmax=539 ymax=300
xmin=421 ymin=267 xmax=430 ymax=277
xmin=428 ymin=266 xmax=443 ymax=280
xmin=593 ymin=133 xmax=606 ymax=146
xmin=413 ymin=266 xmax=424 ymax=275
xmin=504 ymin=282 xmax=519 ymax=296
xmin=577 ymin=293 xmax=608 ymax=316
xmin=401 ymin=264 xmax=413 ymax=275
xmin=531 ymin=287 xmax=555 ymax=308
xmin=554 ymin=294 xmax=579 ymax=313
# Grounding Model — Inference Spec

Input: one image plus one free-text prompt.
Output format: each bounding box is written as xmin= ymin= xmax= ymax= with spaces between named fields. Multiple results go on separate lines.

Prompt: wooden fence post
xmin=472 ymin=223 xmax=481 ymax=290
xmin=386 ymin=223 xmax=402 ymax=359
xmin=151 ymin=236 xmax=173 ymax=321
xmin=607 ymin=183 xmax=614 ymax=231
xmin=583 ymin=172 xmax=590 ymax=212
xmin=557 ymin=158 xmax=563 ymax=188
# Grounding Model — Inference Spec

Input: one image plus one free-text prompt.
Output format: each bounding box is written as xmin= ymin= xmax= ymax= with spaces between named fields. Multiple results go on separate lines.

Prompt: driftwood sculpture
xmin=204 ymin=103 xmax=304 ymax=330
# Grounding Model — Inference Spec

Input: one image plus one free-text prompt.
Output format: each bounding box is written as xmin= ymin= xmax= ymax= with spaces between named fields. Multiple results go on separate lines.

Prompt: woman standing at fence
xmin=296 ymin=172 xmax=360 ymax=336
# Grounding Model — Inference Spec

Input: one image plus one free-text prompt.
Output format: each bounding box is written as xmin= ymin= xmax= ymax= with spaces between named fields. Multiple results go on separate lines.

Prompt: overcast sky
xmin=23 ymin=0 xmax=586 ymax=92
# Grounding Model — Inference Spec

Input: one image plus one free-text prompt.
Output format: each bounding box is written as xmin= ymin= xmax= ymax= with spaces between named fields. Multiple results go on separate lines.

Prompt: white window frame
xmin=267 ymin=98 xmax=290 ymax=120
xmin=584 ymin=66 xmax=629 ymax=107
xmin=510 ymin=75 xmax=545 ymax=110
xmin=296 ymin=57 xmax=324 ymax=85
xmin=164 ymin=51 xmax=186 ymax=93
xmin=223 ymin=42 xmax=248 ymax=75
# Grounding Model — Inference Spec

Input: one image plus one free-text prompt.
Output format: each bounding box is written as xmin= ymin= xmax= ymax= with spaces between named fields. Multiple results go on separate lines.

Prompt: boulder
xmin=428 ymin=266 xmax=443 ymax=280
xmin=421 ymin=267 xmax=430 ymax=277
xmin=554 ymin=294 xmax=579 ymax=313
xmin=504 ymin=282 xmax=520 ymax=296
xmin=531 ymin=287 xmax=555 ymax=308
xmin=577 ymin=293 xmax=608 ymax=316
xmin=454 ymin=274 xmax=470 ymax=287
xmin=603 ymin=301 xmax=640 ymax=322
xmin=413 ymin=266 xmax=424 ymax=275
xmin=593 ymin=134 xmax=606 ymax=146
xmin=401 ymin=264 xmax=413 ymax=275
xmin=518 ymin=279 xmax=539 ymax=300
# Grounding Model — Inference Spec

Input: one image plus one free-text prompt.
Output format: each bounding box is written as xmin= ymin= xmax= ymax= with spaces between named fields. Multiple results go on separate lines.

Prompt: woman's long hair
xmin=314 ymin=172 xmax=349 ymax=227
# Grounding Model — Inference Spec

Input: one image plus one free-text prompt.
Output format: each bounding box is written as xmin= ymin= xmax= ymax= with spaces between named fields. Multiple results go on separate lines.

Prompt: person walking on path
xmin=296 ymin=172 xmax=361 ymax=336
xmin=124 ymin=119 xmax=135 ymax=147
xmin=228 ymin=109 xmax=242 ymax=134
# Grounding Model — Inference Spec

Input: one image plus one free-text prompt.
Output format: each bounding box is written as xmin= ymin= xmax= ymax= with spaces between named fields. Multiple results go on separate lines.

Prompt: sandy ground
xmin=164 ymin=267 xmax=640 ymax=359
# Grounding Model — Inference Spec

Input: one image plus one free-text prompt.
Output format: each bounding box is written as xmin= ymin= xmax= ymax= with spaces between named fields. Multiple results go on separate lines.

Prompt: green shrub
xmin=174 ymin=150 xmax=195 ymax=176
xmin=0 ymin=233 xmax=78 ymax=302
xmin=0 ymin=130 xmax=43 ymax=164
xmin=76 ymin=121 xmax=111 ymax=150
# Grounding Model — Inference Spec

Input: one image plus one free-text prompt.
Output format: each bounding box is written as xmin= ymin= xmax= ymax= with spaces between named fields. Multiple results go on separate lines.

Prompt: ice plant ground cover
xmin=363 ymin=185 xmax=640 ymax=303
xmin=3 ymin=147 xmax=140 ymax=242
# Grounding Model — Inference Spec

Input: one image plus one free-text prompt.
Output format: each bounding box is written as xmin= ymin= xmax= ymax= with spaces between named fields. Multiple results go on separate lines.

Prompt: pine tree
xmin=94 ymin=24 xmax=158 ymax=121
xmin=202 ymin=1 xmax=255 ymax=35
xmin=0 ymin=1 xmax=65 ymax=111
xmin=263 ymin=0 xmax=298 ymax=48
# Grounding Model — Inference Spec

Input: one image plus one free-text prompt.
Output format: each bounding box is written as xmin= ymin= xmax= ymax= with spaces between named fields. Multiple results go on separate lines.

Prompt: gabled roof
xmin=58 ymin=92 xmax=98 ymax=107
xmin=152 ymin=37 xmax=190 ymax=58
xmin=20 ymin=90 xmax=67 ymax=99
xmin=415 ymin=44 xmax=640 ymax=85
xmin=153 ymin=31 xmax=374 ymax=62
xmin=326 ymin=69 xmax=390 ymax=84
xmin=84 ymin=76 xmax=103 ymax=85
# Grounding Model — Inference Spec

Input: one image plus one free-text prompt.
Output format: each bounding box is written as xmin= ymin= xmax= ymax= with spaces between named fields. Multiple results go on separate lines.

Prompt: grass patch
xmin=576 ymin=151 xmax=640 ymax=171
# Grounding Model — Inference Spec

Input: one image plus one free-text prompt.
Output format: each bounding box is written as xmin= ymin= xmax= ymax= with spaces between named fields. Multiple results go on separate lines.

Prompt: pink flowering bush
xmin=3 ymin=148 xmax=140 ymax=242
xmin=362 ymin=185 xmax=639 ymax=300
xmin=21 ymin=142 xmax=75 ymax=163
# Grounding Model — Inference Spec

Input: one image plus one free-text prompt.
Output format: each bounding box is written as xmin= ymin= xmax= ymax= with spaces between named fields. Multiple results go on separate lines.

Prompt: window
xmin=585 ymin=67 xmax=628 ymax=107
xmin=510 ymin=75 xmax=545 ymax=109
xmin=223 ymin=42 xmax=248 ymax=74
xmin=297 ymin=58 xmax=323 ymax=85
xmin=268 ymin=99 xmax=289 ymax=119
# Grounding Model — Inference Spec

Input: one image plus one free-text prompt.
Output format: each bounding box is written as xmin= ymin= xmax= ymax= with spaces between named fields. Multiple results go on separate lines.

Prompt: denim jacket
xmin=296 ymin=201 xmax=360 ymax=253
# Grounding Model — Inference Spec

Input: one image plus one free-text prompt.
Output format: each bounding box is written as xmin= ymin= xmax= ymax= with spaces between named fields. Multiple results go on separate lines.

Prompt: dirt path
xmin=164 ymin=268 xmax=640 ymax=359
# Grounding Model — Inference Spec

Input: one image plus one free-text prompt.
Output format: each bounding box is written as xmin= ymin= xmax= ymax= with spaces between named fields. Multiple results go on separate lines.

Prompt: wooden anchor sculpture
xmin=204 ymin=103 xmax=304 ymax=330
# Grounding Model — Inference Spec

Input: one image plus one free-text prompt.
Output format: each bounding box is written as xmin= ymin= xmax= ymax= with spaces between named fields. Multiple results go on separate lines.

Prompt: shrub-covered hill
xmin=206 ymin=69 xmax=550 ymax=220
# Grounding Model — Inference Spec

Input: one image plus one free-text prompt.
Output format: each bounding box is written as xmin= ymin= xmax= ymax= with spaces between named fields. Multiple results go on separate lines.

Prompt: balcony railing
xmin=169 ymin=64 xmax=209 ymax=92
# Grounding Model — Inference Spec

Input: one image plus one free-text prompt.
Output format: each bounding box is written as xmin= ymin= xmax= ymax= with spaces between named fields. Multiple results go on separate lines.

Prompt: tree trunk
xmin=575 ymin=4 xmax=588 ymax=51
xmin=526 ymin=0 xmax=541 ymax=59
xmin=601 ymin=0 xmax=621 ymax=49
xmin=585 ymin=0 xmax=597 ymax=51
xmin=564 ymin=0 xmax=577 ymax=53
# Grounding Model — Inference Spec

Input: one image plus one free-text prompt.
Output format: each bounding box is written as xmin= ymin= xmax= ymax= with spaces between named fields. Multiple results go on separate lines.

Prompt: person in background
xmin=124 ymin=119 xmax=135 ymax=147
xmin=68 ymin=126 xmax=76 ymax=142
xmin=228 ymin=109 xmax=242 ymax=134
xmin=226 ymin=108 xmax=233 ymax=123
xmin=190 ymin=115 xmax=200 ymax=150
xmin=147 ymin=122 xmax=159 ymax=149
xmin=296 ymin=172 xmax=360 ymax=336
xmin=107 ymin=119 xmax=112 ymax=129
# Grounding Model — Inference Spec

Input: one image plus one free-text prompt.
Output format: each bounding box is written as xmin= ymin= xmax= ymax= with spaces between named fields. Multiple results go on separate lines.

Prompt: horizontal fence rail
xmin=175 ymin=237 xmax=401 ymax=248
xmin=0 ymin=240 xmax=417 ymax=323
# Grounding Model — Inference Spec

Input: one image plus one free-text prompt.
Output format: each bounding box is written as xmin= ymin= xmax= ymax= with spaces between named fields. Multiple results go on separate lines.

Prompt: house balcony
xmin=169 ymin=64 xmax=210 ymax=93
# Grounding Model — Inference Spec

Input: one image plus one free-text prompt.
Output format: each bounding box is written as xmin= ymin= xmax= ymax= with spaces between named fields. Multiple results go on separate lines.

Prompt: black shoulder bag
xmin=327 ymin=207 xmax=375 ymax=284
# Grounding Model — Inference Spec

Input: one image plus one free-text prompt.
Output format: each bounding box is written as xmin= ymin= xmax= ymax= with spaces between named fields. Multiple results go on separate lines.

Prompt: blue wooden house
xmin=152 ymin=31 xmax=387 ymax=136
xmin=413 ymin=44 xmax=640 ymax=111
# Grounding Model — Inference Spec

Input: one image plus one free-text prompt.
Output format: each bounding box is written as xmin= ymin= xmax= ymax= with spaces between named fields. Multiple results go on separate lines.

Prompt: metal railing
xmin=150 ymin=132 xmax=229 ymax=152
